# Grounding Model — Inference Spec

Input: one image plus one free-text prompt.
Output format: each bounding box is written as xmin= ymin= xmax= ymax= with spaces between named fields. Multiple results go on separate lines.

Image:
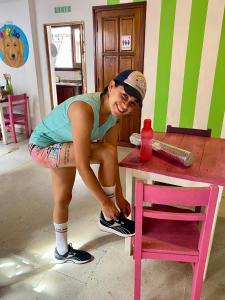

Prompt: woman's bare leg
xmin=58 ymin=142 xmax=76 ymax=167
xmin=51 ymin=166 xmax=77 ymax=258
xmin=51 ymin=142 xmax=117 ymax=221
xmin=51 ymin=166 xmax=76 ymax=223
xmin=51 ymin=141 xmax=133 ymax=246
xmin=53 ymin=142 xmax=118 ymax=223
xmin=92 ymin=143 xmax=120 ymax=220
xmin=58 ymin=142 xmax=117 ymax=186
xmin=91 ymin=143 xmax=117 ymax=187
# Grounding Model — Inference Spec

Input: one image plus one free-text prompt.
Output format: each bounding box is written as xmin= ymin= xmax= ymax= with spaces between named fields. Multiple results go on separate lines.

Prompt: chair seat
xmin=4 ymin=113 xmax=26 ymax=122
xmin=141 ymin=207 xmax=200 ymax=255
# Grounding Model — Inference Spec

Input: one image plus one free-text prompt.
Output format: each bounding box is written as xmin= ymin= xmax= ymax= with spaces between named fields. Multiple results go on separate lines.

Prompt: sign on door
xmin=121 ymin=35 xmax=131 ymax=51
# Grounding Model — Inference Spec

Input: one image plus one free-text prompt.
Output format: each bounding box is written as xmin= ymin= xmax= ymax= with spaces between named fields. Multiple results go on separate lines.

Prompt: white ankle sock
xmin=101 ymin=185 xmax=116 ymax=221
xmin=54 ymin=222 xmax=68 ymax=255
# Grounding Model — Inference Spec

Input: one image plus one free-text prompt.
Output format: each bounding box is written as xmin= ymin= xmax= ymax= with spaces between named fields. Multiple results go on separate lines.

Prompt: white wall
xmin=0 ymin=0 xmax=41 ymax=127
xmin=141 ymin=0 xmax=225 ymax=138
xmin=2 ymin=0 xmax=224 ymax=138
xmin=0 ymin=0 xmax=108 ymax=127
xmin=34 ymin=0 xmax=106 ymax=118
xmin=0 ymin=0 xmax=153 ymax=129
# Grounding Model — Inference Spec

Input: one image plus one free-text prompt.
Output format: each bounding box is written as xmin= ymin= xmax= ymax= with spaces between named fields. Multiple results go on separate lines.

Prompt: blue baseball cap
xmin=113 ymin=70 xmax=147 ymax=106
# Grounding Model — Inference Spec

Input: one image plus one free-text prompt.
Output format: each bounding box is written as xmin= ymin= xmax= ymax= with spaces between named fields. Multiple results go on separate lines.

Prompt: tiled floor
xmin=0 ymin=135 xmax=225 ymax=300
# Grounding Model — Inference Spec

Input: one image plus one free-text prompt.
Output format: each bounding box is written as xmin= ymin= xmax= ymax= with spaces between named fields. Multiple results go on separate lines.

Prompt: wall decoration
xmin=142 ymin=0 xmax=225 ymax=138
xmin=0 ymin=24 xmax=29 ymax=68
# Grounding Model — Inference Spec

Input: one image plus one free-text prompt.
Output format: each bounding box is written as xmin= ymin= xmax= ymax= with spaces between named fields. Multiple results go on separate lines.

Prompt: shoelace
xmin=68 ymin=243 xmax=77 ymax=254
xmin=117 ymin=213 xmax=126 ymax=224
xmin=118 ymin=213 xmax=134 ymax=227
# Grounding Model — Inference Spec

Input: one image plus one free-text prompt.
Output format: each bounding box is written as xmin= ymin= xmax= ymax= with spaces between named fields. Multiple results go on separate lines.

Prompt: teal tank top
xmin=29 ymin=92 xmax=117 ymax=147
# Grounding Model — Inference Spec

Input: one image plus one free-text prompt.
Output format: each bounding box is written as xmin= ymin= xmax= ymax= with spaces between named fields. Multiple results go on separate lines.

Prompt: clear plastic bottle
xmin=140 ymin=119 xmax=153 ymax=161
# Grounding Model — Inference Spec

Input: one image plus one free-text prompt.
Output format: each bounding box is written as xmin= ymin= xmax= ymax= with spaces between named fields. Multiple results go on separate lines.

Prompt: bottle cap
xmin=144 ymin=119 xmax=151 ymax=127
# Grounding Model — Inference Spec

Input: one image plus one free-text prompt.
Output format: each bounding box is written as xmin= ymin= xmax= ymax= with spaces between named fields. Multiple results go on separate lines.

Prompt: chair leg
xmin=10 ymin=122 xmax=17 ymax=143
xmin=25 ymin=118 xmax=30 ymax=138
xmin=191 ymin=263 xmax=204 ymax=300
xmin=134 ymin=258 xmax=142 ymax=300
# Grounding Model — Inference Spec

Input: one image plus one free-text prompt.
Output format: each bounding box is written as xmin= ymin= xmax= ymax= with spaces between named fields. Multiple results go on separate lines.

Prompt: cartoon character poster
xmin=0 ymin=24 xmax=29 ymax=68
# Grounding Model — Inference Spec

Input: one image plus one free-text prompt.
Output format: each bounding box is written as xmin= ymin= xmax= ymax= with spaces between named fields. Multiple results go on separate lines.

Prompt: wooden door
xmin=93 ymin=2 xmax=146 ymax=146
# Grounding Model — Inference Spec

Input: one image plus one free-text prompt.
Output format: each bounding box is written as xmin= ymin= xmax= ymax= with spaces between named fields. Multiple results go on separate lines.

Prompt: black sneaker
xmin=54 ymin=243 xmax=93 ymax=264
xmin=98 ymin=211 xmax=135 ymax=237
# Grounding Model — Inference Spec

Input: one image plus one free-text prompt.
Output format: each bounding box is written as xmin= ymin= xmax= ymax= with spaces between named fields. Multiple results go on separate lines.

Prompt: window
xmin=51 ymin=25 xmax=81 ymax=70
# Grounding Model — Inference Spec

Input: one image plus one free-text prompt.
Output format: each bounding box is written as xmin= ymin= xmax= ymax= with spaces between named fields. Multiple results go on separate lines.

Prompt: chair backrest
xmin=167 ymin=125 xmax=211 ymax=137
xmin=135 ymin=181 xmax=218 ymax=251
xmin=8 ymin=93 xmax=28 ymax=115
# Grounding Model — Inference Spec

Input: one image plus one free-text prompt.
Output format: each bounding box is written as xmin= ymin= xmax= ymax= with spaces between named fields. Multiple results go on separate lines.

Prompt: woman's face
xmin=108 ymin=81 xmax=138 ymax=117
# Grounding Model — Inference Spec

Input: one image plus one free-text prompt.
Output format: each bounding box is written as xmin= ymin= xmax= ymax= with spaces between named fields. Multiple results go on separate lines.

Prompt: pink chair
xmin=133 ymin=181 xmax=219 ymax=300
xmin=3 ymin=93 xmax=30 ymax=143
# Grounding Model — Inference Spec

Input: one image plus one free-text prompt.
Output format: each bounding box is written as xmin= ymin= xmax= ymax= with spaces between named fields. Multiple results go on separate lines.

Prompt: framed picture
xmin=0 ymin=24 xmax=29 ymax=68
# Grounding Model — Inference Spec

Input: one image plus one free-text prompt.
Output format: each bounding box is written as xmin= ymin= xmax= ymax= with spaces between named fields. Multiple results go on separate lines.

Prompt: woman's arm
xmin=104 ymin=122 xmax=131 ymax=217
xmin=68 ymin=101 xmax=119 ymax=220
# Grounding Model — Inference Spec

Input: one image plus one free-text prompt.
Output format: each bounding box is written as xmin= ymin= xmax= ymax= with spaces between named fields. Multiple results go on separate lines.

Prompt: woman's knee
xmin=51 ymin=167 xmax=76 ymax=207
xmin=100 ymin=143 xmax=117 ymax=163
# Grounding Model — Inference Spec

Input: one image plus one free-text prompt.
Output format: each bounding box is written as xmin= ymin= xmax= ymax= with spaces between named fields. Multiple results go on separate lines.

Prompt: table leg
xmin=125 ymin=168 xmax=134 ymax=255
xmin=0 ymin=106 xmax=8 ymax=144
xmin=124 ymin=169 xmax=152 ymax=254
xmin=27 ymin=100 xmax=31 ymax=136
xmin=203 ymin=186 xmax=223 ymax=280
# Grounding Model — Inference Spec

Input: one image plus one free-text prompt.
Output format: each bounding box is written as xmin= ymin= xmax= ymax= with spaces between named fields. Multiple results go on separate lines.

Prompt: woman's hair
xmin=101 ymin=81 xmax=121 ymax=96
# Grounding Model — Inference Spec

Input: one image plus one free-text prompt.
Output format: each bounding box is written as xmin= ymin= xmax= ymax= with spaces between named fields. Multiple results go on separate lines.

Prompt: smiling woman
xmin=28 ymin=69 xmax=146 ymax=264
xmin=100 ymin=70 xmax=146 ymax=118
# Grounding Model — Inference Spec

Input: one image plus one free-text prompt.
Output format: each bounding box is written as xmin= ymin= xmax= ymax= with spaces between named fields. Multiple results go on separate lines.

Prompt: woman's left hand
xmin=116 ymin=196 xmax=131 ymax=217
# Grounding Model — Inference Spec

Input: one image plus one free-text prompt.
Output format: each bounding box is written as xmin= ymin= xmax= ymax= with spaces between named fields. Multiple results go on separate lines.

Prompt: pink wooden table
xmin=119 ymin=132 xmax=225 ymax=278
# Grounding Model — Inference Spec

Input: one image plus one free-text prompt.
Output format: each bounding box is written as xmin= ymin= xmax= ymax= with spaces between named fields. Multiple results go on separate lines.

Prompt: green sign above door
xmin=54 ymin=6 xmax=71 ymax=13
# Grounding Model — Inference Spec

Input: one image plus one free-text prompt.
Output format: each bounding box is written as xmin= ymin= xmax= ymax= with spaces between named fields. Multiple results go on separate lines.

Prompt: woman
xmin=29 ymin=70 xmax=147 ymax=264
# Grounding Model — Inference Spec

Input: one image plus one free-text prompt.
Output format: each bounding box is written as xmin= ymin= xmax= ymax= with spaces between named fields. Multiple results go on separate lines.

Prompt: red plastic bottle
xmin=140 ymin=119 xmax=153 ymax=161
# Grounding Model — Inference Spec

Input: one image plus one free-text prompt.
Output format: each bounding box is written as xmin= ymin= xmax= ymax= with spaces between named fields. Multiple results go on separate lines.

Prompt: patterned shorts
xmin=28 ymin=144 xmax=62 ymax=168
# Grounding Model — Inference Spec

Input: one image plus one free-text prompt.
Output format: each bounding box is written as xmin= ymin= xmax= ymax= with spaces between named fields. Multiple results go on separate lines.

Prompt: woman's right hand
xmin=102 ymin=199 xmax=119 ymax=220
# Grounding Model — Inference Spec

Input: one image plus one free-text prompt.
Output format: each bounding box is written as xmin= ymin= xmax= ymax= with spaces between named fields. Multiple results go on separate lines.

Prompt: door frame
xmin=43 ymin=21 xmax=87 ymax=110
xmin=92 ymin=1 xmax=146 ymax=91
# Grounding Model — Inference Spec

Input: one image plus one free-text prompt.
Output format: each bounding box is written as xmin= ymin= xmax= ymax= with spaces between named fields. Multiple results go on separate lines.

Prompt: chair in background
xmin=166 ymin=125 xmax=211 ymax=137
xmin=3 ymin=93 xmax=30 ymax=143
xmin=133 ymin=181 xmax=218 ymax=300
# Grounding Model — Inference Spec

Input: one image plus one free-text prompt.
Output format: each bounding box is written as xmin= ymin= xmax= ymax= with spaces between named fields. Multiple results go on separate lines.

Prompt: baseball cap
xmin=113 ymin=70 xmax=147 ymax=107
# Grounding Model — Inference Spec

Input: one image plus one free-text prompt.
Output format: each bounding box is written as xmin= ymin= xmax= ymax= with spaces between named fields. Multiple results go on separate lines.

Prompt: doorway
xmin=44 ymin=22 xmax=87 ymax=109
xmin=93 ymin=2 xmax=146 ymax=146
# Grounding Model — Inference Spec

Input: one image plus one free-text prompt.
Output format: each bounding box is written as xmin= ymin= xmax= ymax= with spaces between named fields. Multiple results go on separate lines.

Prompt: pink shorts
xmin=28 ymin=144 xmax=62 ymax=168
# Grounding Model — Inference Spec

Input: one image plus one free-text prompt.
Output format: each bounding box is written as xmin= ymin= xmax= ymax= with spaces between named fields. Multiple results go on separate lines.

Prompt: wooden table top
xmin=119 ymin=132 xmax=225 ymax=186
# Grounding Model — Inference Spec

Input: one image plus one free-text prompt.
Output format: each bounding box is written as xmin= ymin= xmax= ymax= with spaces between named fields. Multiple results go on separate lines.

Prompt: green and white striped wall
xmin=107 ymin=0 xmax=225 ymax=138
